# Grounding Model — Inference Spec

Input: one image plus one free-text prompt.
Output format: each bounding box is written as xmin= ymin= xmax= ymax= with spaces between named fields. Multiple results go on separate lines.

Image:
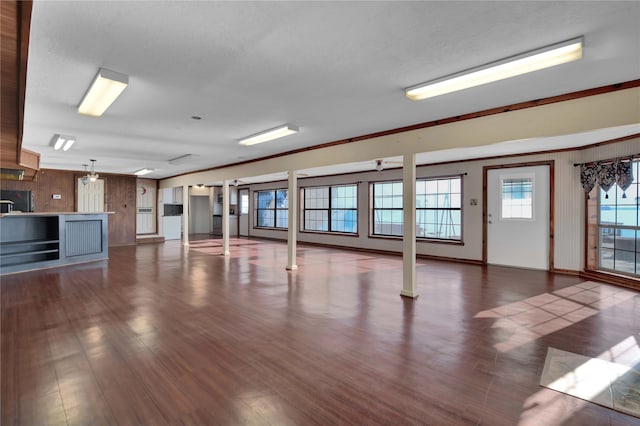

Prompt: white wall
xmin=160 ymin=88 xmax=639 ymax=190
xmin=157 ymin=87 xmax=639 ymax=271
xmin=247 ymin=138 xmax=640 ymax=271
xmin=189 ymin=194 xmax=210 ymax=234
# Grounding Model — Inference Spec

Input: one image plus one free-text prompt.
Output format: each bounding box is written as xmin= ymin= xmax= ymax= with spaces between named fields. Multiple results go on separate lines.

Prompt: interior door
xmin=77 ymin=178 xmax=105 ymax=212
xmin=238 ymin=189 xmax=249 ymax=237
xmin=136 ymin=179 xmax=156 ymax=234
xmin=486 ymin=165 xmax=550 ymax=270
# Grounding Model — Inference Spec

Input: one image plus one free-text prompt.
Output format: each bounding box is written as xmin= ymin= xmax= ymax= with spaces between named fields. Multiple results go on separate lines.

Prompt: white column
xmin=182 ymin=185 xmax=190 ymax=246
xmin=208 ymin=186 xmax=215 ymax=234
xmin=401 ymin=153 xmax=418 ymax=298
xmin=286 ymin=170 xmax=298 ymax=270
xmin=222 ymin=180 xmax=230 ymax=256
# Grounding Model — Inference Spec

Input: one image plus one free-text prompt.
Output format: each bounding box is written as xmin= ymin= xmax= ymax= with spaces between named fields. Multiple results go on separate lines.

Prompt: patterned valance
xmin=579 ymin=157 xmax=634 ymax=199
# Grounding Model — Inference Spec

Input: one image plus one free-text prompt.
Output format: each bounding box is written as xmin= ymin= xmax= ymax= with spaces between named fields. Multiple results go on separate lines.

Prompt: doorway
xmin=238 ymin=189 xmax=249 ymax=237
xmin=484 ymin=162 xmax=553 ymax=270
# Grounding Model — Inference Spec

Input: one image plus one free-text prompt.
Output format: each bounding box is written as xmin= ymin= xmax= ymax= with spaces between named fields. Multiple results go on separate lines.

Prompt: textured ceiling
xmin=22 ymin=1 xmax=640 ymax=180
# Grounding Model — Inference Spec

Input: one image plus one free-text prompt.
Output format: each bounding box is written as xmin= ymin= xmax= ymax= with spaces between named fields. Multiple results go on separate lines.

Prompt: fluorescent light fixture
xmin=134 ymin=168 xmax=154 ymax=176
xmin=238 ymin=124 xmax=298 ymax=146
xmin=63 ymin=139 xmax=75 ymax=151
xmin=50 ymin=134 xmax=76 ymax=151
xmin=168 ymin=154 xmax=194 ymax=165
xmin=405 ymin=37 xmax=583 ymax=101
xmin=78 ymin=68 xmax=129 ymax=116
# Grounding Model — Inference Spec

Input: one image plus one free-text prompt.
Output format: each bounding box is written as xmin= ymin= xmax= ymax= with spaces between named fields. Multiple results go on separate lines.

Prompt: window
xmin=240 ymin=193 xmax=249 ymax=214
xmin=303 ymin=184 xmax=357 ymax=233
xmin=254 ymin=189 xmax=288 ymax=229
xmin=598 ymin=161 xmax=639 ymax=276
xmin=416 ymin=177 xmax=461 ymax=240
xmin=372 ymin=176 xmax=462 ymax=241
xmin=372 ymin=181 xmax=404 ymax=236
xmin=501 ymin=177 xmax=533 ymax=219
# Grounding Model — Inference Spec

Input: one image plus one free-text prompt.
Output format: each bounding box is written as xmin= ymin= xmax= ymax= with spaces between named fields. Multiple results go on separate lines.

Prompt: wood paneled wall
xmin=104 ymin=174 xmax=136 ymax=246
xmin=1 ymin=168 xmax=139 ymax=246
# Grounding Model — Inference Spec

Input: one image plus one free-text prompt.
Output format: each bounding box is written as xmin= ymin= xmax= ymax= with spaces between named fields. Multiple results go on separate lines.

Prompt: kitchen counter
xmin=0 ymin=211 xmax=115 ymax=218
xmin=0 ymin=213 xmax=110 ymax=274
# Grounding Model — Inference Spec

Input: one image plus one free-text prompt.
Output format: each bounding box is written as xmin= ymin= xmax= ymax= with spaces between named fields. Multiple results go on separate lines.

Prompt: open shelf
xmin=1 ymin=239 xmax=60 ymax=247
xmin=0 ymin=216 xmax=61 ymax=269
xmin=0 ymin=213 xmax=109 ymax=274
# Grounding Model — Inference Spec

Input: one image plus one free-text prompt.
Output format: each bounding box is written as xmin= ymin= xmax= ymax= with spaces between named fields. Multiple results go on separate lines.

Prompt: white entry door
xmin=136 ymin=180 xmax=156 ymax=234
xmin=238 ymin=189 xmax=249 ymax=237
xmin=77 ymin=178 xmax=105 ymax=212
xmin=487 ymin=165 xmax=550 ymax=270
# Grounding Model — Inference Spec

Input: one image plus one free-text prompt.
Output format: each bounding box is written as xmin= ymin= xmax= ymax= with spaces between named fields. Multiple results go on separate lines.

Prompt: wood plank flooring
xmin=2 ymin=238 xmax=639 ymax=425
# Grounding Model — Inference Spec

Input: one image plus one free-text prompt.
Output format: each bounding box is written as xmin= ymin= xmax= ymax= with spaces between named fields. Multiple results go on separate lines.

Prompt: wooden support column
xmin=222 ymin=180 xmax=230 ymax=256
xmin=182 ymin=185 xmax=189 ymax=246
xmin=286 ymin=170 xmax=298 ymax=270
xmin=401 ymin=153 xmax=418 ymax=299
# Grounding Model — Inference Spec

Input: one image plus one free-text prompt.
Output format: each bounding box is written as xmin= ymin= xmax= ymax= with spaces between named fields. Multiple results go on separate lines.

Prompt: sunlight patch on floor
xmin=518 ymin=335 xmax=640 ymax=425
xmin=540 ymin=346 xmax=640 ymax=418
xmin=474 ymin=281 xmax=638 ymax=352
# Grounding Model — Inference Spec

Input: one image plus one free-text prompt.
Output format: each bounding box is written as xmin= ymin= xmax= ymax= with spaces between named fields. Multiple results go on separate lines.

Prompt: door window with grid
xmin=501 ymin=176 xmax=533 ymax=219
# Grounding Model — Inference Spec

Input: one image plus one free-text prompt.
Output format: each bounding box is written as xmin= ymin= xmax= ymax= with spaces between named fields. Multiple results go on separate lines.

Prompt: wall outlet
xmin=52 ymin=194 xmax=62 ymax=200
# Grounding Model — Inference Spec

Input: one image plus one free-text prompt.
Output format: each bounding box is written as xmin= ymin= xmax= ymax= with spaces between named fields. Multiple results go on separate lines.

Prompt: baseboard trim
xmin=553 ymin=268 xmax=581 ymax=276
xmin=248 ymin=235 xmax=483 ymax=266
xmin=580 ymin=270 xmax=640 ymax=291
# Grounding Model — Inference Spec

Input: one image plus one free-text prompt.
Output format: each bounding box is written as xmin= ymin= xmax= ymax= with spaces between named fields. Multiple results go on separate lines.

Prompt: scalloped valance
xmin=578 ymin=157 xmax=635 ymax=199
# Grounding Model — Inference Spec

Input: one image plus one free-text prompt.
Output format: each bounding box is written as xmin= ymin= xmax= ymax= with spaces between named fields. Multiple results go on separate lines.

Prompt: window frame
xmin=499 ymin=173 xmax=535 ymax=221
xmin=301 ymin=183 xmax=359 ymax=236
xmin=416 ymin=175 xmax=463 ymax=242
xmin=369 ymin=174 xmax=464 ymax=244
xmin=253 ymin=189 xmax=288 ymax=230
xmin=596 ymin=160 xmax=639 ymax=277
xmin=369 ymin=180 xmax=404 ymax=238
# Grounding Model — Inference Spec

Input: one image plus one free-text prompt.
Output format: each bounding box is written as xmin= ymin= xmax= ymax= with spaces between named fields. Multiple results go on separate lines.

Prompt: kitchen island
xmin=0 ymin=212 xmax=110 ymax=275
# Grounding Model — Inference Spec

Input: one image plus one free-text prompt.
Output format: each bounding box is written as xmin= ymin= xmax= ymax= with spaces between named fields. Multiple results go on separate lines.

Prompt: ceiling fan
xmin=374 ymin=159 xmax=402 ymax=171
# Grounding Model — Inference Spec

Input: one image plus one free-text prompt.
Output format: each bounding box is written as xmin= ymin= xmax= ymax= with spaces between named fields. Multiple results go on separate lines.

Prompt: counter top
xmin=0 ymin=212 xmax=114 ymax=218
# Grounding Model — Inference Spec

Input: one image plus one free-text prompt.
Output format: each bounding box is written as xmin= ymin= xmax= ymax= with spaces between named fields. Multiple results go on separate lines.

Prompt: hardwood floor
xmin=2 ymin=238 xmax=639 ymax=425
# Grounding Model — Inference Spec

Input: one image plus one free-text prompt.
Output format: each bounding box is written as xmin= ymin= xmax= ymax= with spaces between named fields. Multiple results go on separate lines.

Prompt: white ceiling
xmin=23 ymin=1 xmax=640 ymax=182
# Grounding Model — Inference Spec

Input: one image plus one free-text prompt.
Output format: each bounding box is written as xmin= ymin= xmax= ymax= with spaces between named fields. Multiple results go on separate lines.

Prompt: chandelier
xmin=81 ymin=159 xmax=99 ymax=186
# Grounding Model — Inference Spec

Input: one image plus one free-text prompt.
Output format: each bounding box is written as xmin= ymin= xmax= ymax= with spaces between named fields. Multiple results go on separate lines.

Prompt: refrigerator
xmin=0 ymin=190 xmax=34 ymax=212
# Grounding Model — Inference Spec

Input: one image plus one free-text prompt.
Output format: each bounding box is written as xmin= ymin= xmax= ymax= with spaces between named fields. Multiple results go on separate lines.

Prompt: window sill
xmin=368 ymin=234 xmax=464 ymax=246
xmin=300 ymin=230 xmax=359 ymax=238
xmin=253 ymin=227 xmax=288 ymax=231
